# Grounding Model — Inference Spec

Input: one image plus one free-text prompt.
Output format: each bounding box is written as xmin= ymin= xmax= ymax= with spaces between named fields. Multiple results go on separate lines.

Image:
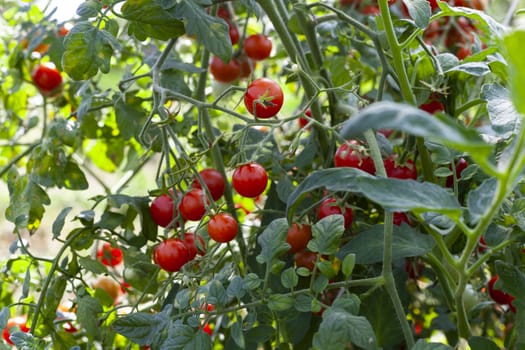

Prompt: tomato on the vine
xmin=384 ymin=157 xmax=418 ymax=180
xmin=334 ymin=140 xmax=376 ymax=175
xmin=192 ymin=168 xmax=226 ymax=201
xmin=153 ymin=238 xmax=190 ymax=272
xmin=244 ymin=34 xmax=272 ymax=61
xmin=298 ymin=108 xmax=311 ymax=129
xmin=488 ymin=275 xmax=515 ymax=312
xmin=93 ymin=276 xmax=121 ymax=301
xmin=244 ymin=78 xmax=284 ymax=119
xmin=150 ymin=192 xmax=178 ymax=227
xmin=31 ymin=63 xmax=63 ymax=96
xmin=229 ymin=23 xmax=240 ymax=45
xmin=393 ymin=212 xmax=411 ymax=226
xmin=446 ymin=158 xmax=469 ymax=187
xmin=318 ymin=198 xmax=354 ymax=229
xmin=183 ymin=232 xmax=206 ymax=260
xmin=286 ymin=223 xmax=312 ymax=254
xmin=232 ymin=162 xmax=268 ymax=198
xmin=237 ymin=56 xmax=255 ymax=79
xmin=96 ymin=243 xmax=124 ymax=267
xmin=179 ymin=189 xmax=209 ymax=221
xmin=208 ymin=213 xmax=238 ymax=243
xmin=294 ymin=250 xmax=317 ymax=271
xmin=209 ymin=56 xmax=240 ymax=83
xmin=2 ymin=317 xmax=29 ymax=345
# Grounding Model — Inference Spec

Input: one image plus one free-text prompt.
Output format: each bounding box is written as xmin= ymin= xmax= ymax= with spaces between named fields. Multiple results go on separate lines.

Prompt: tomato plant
xmin=243 ymin=77 xmax=284 ymax=118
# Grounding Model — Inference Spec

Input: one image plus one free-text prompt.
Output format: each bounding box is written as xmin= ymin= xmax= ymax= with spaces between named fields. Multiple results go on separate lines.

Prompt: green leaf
xmin=121 ymin=0 xmax=185 ymax=41
xmin=402 ymin=0 xmax=431 ymax=28
xmin=226 ymin=276 xmax=246 ymax=299
xmin=78 ymin=256 xmax=108 ymax=274
xmin=161 ymin=320 xmax=212 ymax=349
xmin=411 ymin=339 xmax=453 ymax=349
xmin=361 ymin=288 xmax=404 ymax=347
xmin=164 ymin=0 xmax=232 ymax=62
xmin=444 ymin=62 xmax=491 ymax=76
xmin=281 ymin=267 xmax=299 ymax=289
xmin=438 ymin=2 xmax=506 ymax=38
xmin=0 ymin=307 xmax=9 ymax=329
xmin=256 ymin=218 xmax=290 ymax=265
xmin=62 ymin=22 xmax=118 ymax=80
xmin=107 ymin=194 xmax=157 ymax=242
xmin=76 ymin=294 xmax=103 ymax=338
xmin=494 ymin=261 xmax=525 ymax=300
xmin=268 ymin=294 xmax=295 ymax=311
xmin=467 ymin=336 xmax=500 ymax=350
xmin=112 ymin=310 xmax=170 ymax=346
xmin=307 ymin=215 xmax=345 ymax=255
xmin=482 ymin=83 xmax=521 ymax=137
xmin=287 ymin=168 xmax=462 ymax=222
xmin=503 ymin=30 xmax=525 ymax=117
xmin=312 ymin=275 xmax=329 ymax=294
xmin=231 ymin=320 xmax=245 ymax=349
xmin=342 ymin=254 xmax=356 ymax=277
xmin=313 ymin=308 xmax=379 ymax=350
xmin=114 ymin=98 xmax=148 ymax=140
xmin=294 ymin=294 xmax=314 ymax=312
xmin=338 ymin=224 xmax=436 ymax=264
xmin=244 ymin=273 xmax=262 ymax=290
xmin=52 ymin=207 xmax=72 ymax=239
xmin=208 ymin=280 xmax=229 ymax=307
xmin=467 ymin=178 xmax=497 ymax=224
xmin=339 ymin=102 xmax=494 ymax=172
xmin=331 ymin=294 xmax=361 ymax=315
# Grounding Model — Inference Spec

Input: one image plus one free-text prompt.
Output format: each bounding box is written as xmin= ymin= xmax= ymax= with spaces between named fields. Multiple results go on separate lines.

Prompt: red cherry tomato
xmin=31 ymin=63 xmax=63 ymax=96
xmin=361 ymin=5 xmax=380 ymax=15
xmin=318 ymin=198 xmax=354 ymax=229
xmin=2 ymin=317 xmax=29 ymax=345
xmin=384 ymin=157 xmax=418 ymax=180
xmin=334 ymin=141 xmax=376 ymax=175
xmin=243 ymin=34 xmax=272 ymax=61
xmin=237 ymin=56 xmax=255 ymax=79
xmin=232 ymin=163 xmax=268 ymax=198
xmin=150 ymin=192 xmax=178 ymax=227
xmin=229 ymin=23 xmax=240 ymax=45
xmin=96 ymin=243 xmax=124 ymax=266
xmin=202 ymin=323 xmax=213 ymax=336
xmin=209 ymin=56 xmax=241 ymax=83
xmin=298 ymin=108 xmax=311 ymax=129
xmin=446 ymin=158 xmax=468 ymax=187
xmin=208 ymin=213 xmax=238 ymax=243
xmin=419 ymin=93 xmax=444 ymax=114
xmin=455 ymin=46 xmax=472 ymax=60
xmin=183 ymin=232 xmax=206 ymax=260
xmin=286 ymin=223 xmax=312 ymax=254
xmin=192 ymin=168 xmax=226 ymax=201
xmin=179 ymin=189 xmax=209 ymax=221
xmin=244 ymin=78 xmax=284 ymax=119
xmin=294 ymin=250 xmax=317 ymax=271
xmin=153 ymin=238 xmax=190 ymax=272
xmin=488 ymin=275 xmax=515 ymax=309
xmin=393 ymin=212 xmax=411 ymax=226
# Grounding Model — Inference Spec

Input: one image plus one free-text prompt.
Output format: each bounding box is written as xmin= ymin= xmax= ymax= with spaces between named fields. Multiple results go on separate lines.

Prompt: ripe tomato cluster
xmin=153 ymin=233 xmax=206 ymax=273
xmin=96 ymin=243 xmax=124 ymax=267
xmin=2 ymin=317 xmax=29 ymax=346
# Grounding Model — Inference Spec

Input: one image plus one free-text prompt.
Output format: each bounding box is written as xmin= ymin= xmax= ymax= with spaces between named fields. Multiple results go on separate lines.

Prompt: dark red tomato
xmin=153 ymin=238 xmax=190 ymax=272
xmin=446 ymin=158 xmax=468 ymax=187
xmin=229 ymin=23 xmax=240 ymax=45
xmin=237 ymin=56 xmax=255 ymax=79
xmin=208 ymin=213 xmax=238 ymax=243
xmin=243 ymin=34 xmax=272 ymax=61
xmin=150 ymin=192 xmax=178 ymax=227
xmin=334 ymin=141 xmax=376 ymax=175
xmin=216 ymin=6 xmax=230 ymax=20
xmin=3 ymin=317 xmax=29 ymax=345
xmin=286 ymin=223 xmax=312 ymax=254
xmin=96 ymin=243 xmax=124 ymax=266
xmin=361 ymin=4 xmax=380 ymax=15
xmin=294 ymin=250 xmax=317 ymax=271
xmin=384 ymin=157 xmax=418 ymax=180
xmin=488 ymin=275 xmax=515 ymax=309
xmin=317 ymin=198 xmax=354 ymax=229
xmin=192 ymin=168 xmax=226 ymax=201
xmin=455 ymin=46 xmax=472 ymax=60
xmin=419 ymin=98 xmax=445 ymax=114
xmin=393 ymin=212 xmax=411 ymax=226
xmin=232 ymin=162 xmax=268 ymax=198
xmin=31 ymin=63 xmax=63 ymax=96
xmin=244 ymin=78 xmax=284 ymax=118
xmin=428 ymin=0 xmax=439 ymax=11
xmin=298 ymin=108 xmax=311 ymax=129
xmin=405 ymin=258 xmax=424 ymax=279
xmin=209 ymin=56 xmax=241 ymax=83
xmin=179 ymin=189 xmax=209 ymax=221
xmin=183 ymin=232 xmax=206 ymax=260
